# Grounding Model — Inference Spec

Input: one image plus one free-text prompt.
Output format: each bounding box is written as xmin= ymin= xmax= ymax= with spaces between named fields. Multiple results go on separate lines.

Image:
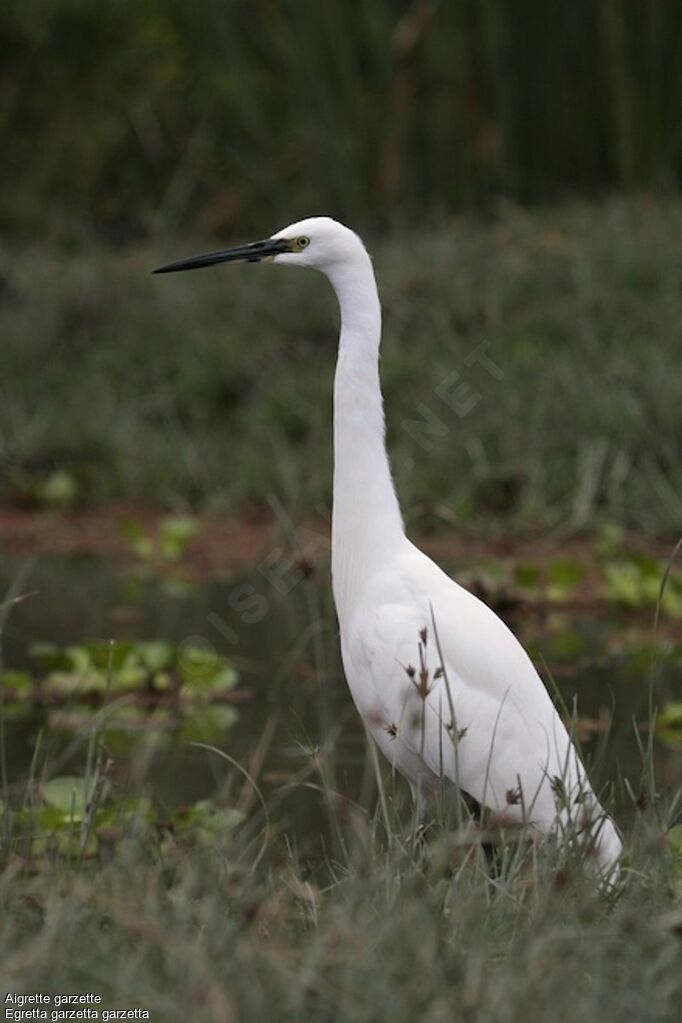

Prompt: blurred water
xmin=1 ymin=554 xmax=680 ymax=831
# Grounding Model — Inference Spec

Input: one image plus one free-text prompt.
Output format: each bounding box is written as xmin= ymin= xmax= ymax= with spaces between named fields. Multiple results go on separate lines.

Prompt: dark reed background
xmin=2 ymin=0 xmax=682 ymax=241
xmin=1 ymin=0 xmax=681 ymax=527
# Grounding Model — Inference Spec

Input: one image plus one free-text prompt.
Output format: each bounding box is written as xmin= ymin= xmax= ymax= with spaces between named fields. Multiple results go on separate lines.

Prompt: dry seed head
xmin=550 ymin=775 xmax=569 ymax=809
xmin=413 ymin=667 xmax=431 ymax=699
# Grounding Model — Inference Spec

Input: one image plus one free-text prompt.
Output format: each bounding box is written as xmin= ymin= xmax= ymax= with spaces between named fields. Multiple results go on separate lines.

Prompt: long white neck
xmin=327 ymin=252 xmax=404 ymax=627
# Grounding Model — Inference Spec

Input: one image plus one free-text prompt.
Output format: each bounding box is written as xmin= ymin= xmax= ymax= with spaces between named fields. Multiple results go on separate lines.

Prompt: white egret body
xmin=154 ymin=217 xmax=622 ymax=873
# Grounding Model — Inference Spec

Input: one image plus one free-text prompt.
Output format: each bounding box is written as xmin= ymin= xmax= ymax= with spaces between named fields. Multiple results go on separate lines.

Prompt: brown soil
xmin=0 ymin=502 xmax=677 ymax=582
xmin=0 ymin=503 xmax=277 ymax=576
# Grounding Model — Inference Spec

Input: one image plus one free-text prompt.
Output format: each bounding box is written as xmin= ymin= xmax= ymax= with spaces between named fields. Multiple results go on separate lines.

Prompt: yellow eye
xmin=296 ymin=236 xmax=310 ymax=250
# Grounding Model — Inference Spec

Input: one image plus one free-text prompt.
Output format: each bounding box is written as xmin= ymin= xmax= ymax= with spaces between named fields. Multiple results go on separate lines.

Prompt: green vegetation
xmin=1 ymin=198 xmax=680 ymax=533
xmin=26 ymin=637 xmax=238 ymax=698
xmin=2 ymin=2 xmax=682 ymax=240
xmin=1 ymin=718 xmax=681 ymax=1021
xmin=3 ymin=638 xmax=241 ymax=746
xmin=2 ymin=3 xmax=681 ymax=1014
xmin=456 ymin=547 xmax=682 ymax=619
xmin=122 ymin=514 xmax=199 ymax=559
xmin=0 ymin=551 xmax=680 ymax=1018
xmin=1 ymin=464 xmax=680 ymax=1021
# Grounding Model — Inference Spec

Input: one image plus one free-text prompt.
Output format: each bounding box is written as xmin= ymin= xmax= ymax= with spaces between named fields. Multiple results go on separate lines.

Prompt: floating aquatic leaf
xmin=137 ymin=640 xmax=173 ymax=672
xmin=37 ymin=469 xmax=79 ymax=509
xmin=550 ymin=561 xmax=588 ymax=587
xmin=547 ymin=560 xmax=588 ymax=602
xmin=120 ymin=519 xmax=156 ymax=559
xmin=159 ymin=515 xmax=199 ymax=560
xmin=179 ymin=644 xmax=218 ymax=682
xmin=43 ymin=669 xmax=107 ymax=697
xmin=114 ymin=657 xmax=147 ymax=691
xmin=65 ymin=644 xmax=94 ymax=674
xmin=84 ymin=640 xmax=134 ymax=671
xmin=151 ymin=670 xmax=173 ymax=693
xmin=547 ymin=629 xmax=588 ymax=661
xmin=515 ymin=563 xmax=541 ymax=588
xmin=657 ymin=702 xmax=682 ymax=725
xmin=210 ymin=666 xmax=240 ymax=692
xmin=174 ymin=799 xmax=245 ymax=846
xmin=41 ymin=776 xmax=90 ymax=822
xmin=161 ymin=577 xmax=197 ymax=599
xmin=29 ymin=642 xmax=73 ymax=671
xmin=594 ymin=521 xmax=625 ymax=558
xmin=30 ymin=639 xmax=240 ymax=700
xmin=1 ymin=670 xmax=33 ymax=695
xmin=182 ymin=664 xmax=239 ymax=698
xmin=120 ymin=515 xmax=199 ymax=563
xmin=666 ymin=824 xmax=682 ymax=862
xmin=179 ymin=704 xmax=239 ymax=742
xmin=655 ymin=702 xmax=682 ymax=749
xmin=604 ymin=558 xmax=682 ymax=616
xmin=3 ymin=702 xmax=33 ymax=719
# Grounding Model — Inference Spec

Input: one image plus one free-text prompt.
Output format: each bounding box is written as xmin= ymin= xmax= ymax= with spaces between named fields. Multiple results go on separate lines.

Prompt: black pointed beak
xmin=152 ymin=237 xmax=292 ymax=274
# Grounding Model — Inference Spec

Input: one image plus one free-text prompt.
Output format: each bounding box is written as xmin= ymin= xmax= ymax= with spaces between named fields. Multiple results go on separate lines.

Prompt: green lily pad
xmin=1 ymin=670 xmax=33 ymax=695
xmin=41 ymin=776 xmax=90 ymax=822
xmin=43 ymin=669 xmax=107 ymax=697
xmin=174 ymin=799 xmax=245 ymax=846
xmin=29 ymin=642 xmax=74 ymax=671
xmin=665 ymin=824 xmax=682 ymax=863
xmin=655 ymin=702 xmax=682 ymax=749
xmin=515 ymin=563 xmax=541 ymax=588
xmin=179 ymin=704 xmax=239 ymax=742
xmin=547 ymin=560 xmax=588 ymax=601
xmin=17 ymin=638 xmax=242 ymax=740
xmin=159 ymin=515 xmax=199 ymax=559
xmin=604 ymin=558 xmax=682 ymax=616
xmin=547 ymin=628 xmax=588 ymax=661
xmin=137 ymin=640 xmax=173 ymax=672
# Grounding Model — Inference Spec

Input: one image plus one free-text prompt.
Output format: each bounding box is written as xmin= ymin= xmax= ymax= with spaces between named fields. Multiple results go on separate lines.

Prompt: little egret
xmin=154 ymin=217 xmax=622 ymax=874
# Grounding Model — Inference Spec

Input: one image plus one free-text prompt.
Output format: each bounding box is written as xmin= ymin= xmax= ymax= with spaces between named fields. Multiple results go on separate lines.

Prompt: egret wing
xmin=344 ymin=544 xmax=588 ymax=831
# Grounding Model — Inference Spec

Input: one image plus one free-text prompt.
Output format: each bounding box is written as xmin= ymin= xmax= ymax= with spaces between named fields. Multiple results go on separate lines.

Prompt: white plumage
xmin=155 ymin=215 xmax=623 ymax=874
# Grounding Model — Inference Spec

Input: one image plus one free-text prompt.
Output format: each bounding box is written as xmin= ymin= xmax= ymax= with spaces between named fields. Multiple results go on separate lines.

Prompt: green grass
xmin=1 ymin=419 xmax=681 ymax=1017
xmin=1 ymin=197 xmax=681 ymax=534
xmin=1 ymin=728 xmax=681 ymax=1022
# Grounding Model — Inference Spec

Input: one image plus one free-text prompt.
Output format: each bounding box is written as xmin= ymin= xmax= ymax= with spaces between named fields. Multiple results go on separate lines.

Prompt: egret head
xmin=152 ymin=217 xmax=367 ymax=277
